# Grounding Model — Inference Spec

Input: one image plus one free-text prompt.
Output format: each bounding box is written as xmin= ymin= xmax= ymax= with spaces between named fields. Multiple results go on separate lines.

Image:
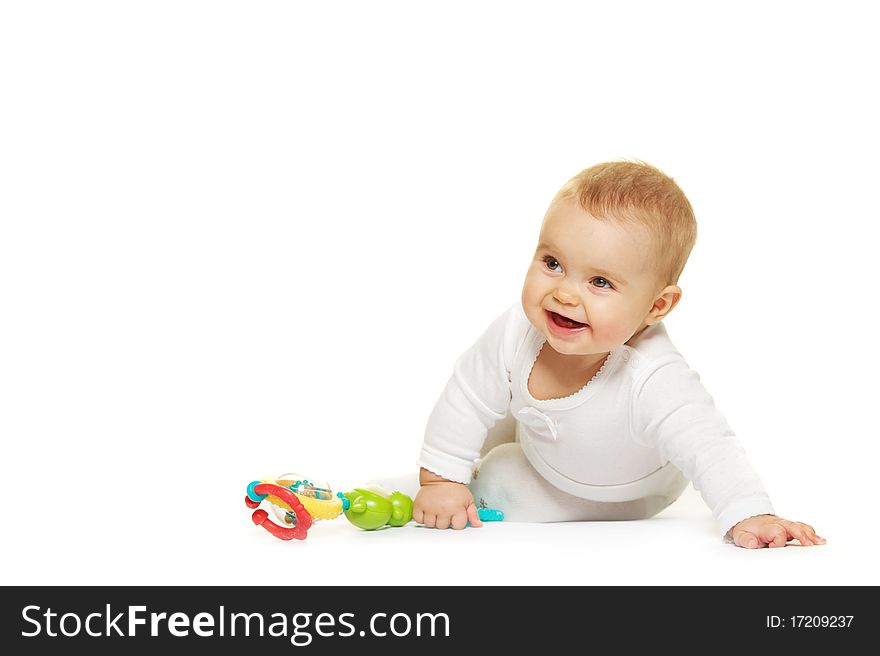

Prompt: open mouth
xmin=546 ymin=310 xmax=589 ymax=330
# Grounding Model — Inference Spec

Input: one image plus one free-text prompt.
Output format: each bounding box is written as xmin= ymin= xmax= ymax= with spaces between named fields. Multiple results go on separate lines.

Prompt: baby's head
xmin=521 ymin=160 xmax=697 ymax=356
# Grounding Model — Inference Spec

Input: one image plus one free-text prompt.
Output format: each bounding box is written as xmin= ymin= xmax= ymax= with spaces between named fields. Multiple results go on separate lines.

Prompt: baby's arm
xmin=415 ymin=306 xmax=519 ymax=529
xmin=413 ymin=467 xmax=482 ymax=530
xmin=634 ymin=358 xmax=825 ymax=546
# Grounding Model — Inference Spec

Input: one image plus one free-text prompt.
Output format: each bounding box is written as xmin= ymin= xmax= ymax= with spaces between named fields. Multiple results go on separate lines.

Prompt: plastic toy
xmin=245 ymin=473 xmax=503 ymax=540
xmin=245 ymin=473 xmax=347 ymax=541
xmin=343 ymin=486 xmax=414 ymax=530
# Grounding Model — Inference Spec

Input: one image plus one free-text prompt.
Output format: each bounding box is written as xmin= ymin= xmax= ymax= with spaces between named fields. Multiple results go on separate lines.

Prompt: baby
xmin=413 ymin=160 xmax=824 ymax=548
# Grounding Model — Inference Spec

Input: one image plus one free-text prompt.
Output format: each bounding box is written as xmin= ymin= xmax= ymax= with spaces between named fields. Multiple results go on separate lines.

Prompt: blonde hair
xmin=554 ymin=160 xmax=697 ymax=286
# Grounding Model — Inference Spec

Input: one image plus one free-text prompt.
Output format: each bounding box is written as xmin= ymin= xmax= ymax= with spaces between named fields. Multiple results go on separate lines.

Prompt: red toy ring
xmin=246 ymin=482 xmax=313 ymax=541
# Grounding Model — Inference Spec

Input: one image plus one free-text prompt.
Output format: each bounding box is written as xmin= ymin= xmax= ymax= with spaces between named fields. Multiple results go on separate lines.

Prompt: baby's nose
xmin=553 ymin=286 xmax=577 ymax=304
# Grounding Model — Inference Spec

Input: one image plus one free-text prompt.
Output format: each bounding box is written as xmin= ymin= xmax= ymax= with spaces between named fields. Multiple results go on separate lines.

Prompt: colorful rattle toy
xmin=244 ymin=473 xmax=346 ymax=541
xmin=245 ymin=473 xmax=503 ymax=540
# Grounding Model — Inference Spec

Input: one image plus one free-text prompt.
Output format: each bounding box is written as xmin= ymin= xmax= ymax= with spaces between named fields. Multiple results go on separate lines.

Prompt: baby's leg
xmin=469 ymin=442 xmax=684 ymax=522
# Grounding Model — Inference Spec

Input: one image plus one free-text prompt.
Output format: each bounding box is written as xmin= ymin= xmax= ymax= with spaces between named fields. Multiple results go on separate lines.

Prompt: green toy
xmin=343 ymin=486 xmax=414 ymax=530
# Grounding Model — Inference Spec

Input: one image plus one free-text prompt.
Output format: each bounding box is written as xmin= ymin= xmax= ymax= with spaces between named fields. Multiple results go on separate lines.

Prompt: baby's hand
xmin=726 ymin=514 xmax=826 ymax=548
xmin=413 ymin=468 xmax=482 ymax=530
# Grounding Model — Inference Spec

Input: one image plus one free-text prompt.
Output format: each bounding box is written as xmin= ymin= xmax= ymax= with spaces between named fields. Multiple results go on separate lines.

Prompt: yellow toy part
xmin=269 ymin=473 xmax=345 ymax=521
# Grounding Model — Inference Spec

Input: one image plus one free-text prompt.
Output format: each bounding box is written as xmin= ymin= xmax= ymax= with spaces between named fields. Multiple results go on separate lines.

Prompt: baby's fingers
xmin=758 ymin=523 xmax=788 ymax=548
xmin=799 ymin=522 xmax=827 ymax=544
xmin=732 ymin=529 xmax=762 ymax=549
xmin=466 ymin=503 xmax=483 ymax=528
xmin=779 ymin=520 xmax=813 ymax=546
xmin=450 ymin=509 xmax=469 ymax=530
xmin=780 ymin=520 xmax=826 ymax=546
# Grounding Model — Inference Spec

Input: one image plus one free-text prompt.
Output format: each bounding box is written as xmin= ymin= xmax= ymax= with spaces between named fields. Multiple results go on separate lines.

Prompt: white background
xmin=2 ymin=1 xmax=878 ymax=586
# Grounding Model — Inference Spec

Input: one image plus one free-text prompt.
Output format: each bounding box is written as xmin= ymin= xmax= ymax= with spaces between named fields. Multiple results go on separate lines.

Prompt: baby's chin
xmin=544 ymin=339 xmax=601 ymax=357
xmin=539 ymin=327 xmax=599 ymax=355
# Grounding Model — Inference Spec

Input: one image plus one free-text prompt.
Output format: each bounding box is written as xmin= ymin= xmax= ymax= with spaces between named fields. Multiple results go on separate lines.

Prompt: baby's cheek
xmin=520 ymin=279 xmax=544 ymax=319
xmin=592 ymin=321 xmax=635 ymax=348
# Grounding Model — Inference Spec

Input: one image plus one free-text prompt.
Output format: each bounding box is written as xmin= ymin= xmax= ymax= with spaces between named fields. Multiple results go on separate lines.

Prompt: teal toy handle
xmin=466 ymin=507 xmax=504 ymax=526
xmin=477 ymin=508 xmax=504 ymax=522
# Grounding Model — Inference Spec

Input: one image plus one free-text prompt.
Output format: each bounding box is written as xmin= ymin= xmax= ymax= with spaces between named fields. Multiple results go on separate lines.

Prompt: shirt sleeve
xmin=417 ymin=306 xmax=518 ymax=484
xmin=632 ymin=357 xmax=775 ymax=537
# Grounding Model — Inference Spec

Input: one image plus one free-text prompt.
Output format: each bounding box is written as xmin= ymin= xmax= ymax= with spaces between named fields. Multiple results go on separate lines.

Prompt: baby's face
xmin=521 ymin=197 xmax=663 ymax=357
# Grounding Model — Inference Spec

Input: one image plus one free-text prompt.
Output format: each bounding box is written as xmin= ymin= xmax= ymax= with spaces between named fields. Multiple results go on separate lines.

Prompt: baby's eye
xmin=591 ymin=277 xmax=613 ymax=290
xmin=542 ymin=255 xmax=562 ymax=273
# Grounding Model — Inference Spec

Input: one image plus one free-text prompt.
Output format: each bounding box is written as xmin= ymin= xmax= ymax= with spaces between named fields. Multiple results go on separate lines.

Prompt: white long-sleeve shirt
xmin=418 ymin=303 xmax=775 ymax=536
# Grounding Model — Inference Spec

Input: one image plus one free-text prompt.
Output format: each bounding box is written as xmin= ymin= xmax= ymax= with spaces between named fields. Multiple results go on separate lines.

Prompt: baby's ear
xmin=649 ymin=285 xmax=682 ymax=323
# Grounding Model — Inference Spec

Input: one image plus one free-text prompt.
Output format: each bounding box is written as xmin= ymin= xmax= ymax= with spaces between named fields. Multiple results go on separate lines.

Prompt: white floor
xmin=7 ymin=480 xmax=870 ymax=587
